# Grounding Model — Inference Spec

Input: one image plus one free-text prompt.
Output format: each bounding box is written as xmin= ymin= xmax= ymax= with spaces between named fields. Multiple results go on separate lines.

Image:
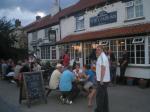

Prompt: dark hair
xmin=86 ymin=64 xmax=91 ymax=70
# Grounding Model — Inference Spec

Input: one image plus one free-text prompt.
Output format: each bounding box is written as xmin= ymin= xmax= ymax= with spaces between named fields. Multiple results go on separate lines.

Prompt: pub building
xmin=24 ymin=0 xmax=150 ymax=82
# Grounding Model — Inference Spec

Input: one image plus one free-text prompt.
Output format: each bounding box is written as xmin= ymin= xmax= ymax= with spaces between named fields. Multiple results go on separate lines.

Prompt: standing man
xmin=119 ymin=49 xmax=128 ymax=84
xmin=95 ymin=45 xmax=110 ymax=112
xmin=63 ymin=50 xmax=70 ymax=68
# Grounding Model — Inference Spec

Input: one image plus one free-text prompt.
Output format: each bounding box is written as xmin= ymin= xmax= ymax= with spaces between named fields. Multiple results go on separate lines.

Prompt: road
xmin=0 ymin=80 xmax=150 ymax=112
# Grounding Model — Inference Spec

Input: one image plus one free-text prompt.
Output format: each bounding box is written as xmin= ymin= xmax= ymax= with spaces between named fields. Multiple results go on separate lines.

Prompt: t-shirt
xmin=49 ymin=69 xmax=61 ymax=89
xmin=96 ymin=52 xmax=110 ymax=82
xmin=63 ymin=54 xmax=70 ymax=67
xmin=59 ymin=70 xmax=75 ymax=91
xmin=85 ymin=69 xmax=96 ymax=84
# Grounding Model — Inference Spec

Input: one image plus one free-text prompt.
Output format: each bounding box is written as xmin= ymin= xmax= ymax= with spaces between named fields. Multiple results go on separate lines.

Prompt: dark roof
xmin=24 ymin=0 xmax=119 ymax=33
xmin=57 ymin=23 xmax=150 ymax=44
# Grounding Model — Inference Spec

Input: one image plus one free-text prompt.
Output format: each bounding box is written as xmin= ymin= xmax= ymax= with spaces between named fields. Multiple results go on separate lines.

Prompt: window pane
xmin=135 ymin=5 xmax=143 ymax=17
xmin=127 ymin=6 xmax=134 ymax=19
xmin=76 ymin=16 xmax=84 ymax=30
xmin=135 ymin=44 xmax=145 ymax=64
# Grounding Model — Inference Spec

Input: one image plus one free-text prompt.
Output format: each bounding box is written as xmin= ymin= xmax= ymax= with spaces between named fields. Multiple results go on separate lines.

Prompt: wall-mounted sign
xmin=90 ymin=11 xmax=117 ymax=27
xmin=48 ymin=30 xmax=56 ymax=43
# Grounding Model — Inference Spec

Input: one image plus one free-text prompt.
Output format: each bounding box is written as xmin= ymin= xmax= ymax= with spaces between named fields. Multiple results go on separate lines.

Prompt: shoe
xmin=10 ymin=80 xmax=16 ymax=84
xmin=66 ymin=99 xmax=72 ymax=105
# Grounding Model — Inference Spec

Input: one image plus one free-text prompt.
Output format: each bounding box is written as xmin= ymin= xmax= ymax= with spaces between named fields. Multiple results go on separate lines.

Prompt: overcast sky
xmin=0 ymin=0 xmax=79 ymax=26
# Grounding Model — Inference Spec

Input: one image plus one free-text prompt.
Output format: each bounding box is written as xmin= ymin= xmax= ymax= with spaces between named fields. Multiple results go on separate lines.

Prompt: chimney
xmin=15 ymin=19 xmax=21 ymax=27
xmin=36 ymin=16 xmax=41 ymax=20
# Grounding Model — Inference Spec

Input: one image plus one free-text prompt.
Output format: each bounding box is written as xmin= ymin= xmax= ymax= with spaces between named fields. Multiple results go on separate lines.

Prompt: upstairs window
xmin=125 ymin=0 xmax=143 ymax=20
xmin=45 ymin=28 xmax=49 ymax=39
xmin=32 ymin=32 xmax=37 ymax=41
xmin=75 ymin=15 xmax=84 ymax=31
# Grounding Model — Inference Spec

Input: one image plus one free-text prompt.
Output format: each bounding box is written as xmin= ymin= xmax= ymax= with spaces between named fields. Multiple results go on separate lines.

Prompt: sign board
xmin=90 ymin=11 xmax=117 ymax=27
xmin=22 ymin=71 xmax=47 ymax=107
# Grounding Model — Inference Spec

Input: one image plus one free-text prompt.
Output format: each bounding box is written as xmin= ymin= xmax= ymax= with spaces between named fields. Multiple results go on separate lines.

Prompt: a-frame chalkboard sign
xmin=21 ymin=71 xmax=47 ymax=107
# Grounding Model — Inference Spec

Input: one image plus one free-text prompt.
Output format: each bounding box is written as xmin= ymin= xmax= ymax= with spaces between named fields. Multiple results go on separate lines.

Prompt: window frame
xmin=32 ymin=31 xmax=37 ymax=41
xmin=125 ymin=0 xmax=144 ymax=20
xmin=75 ymin=15 xmax=85 ymax=31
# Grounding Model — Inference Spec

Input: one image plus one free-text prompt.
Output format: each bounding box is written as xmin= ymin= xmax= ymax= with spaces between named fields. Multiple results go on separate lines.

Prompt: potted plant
xmin=126 ymin=77 xmax=134 ymax=86
xmin=138 ymin=79 xmax=148 ymax=89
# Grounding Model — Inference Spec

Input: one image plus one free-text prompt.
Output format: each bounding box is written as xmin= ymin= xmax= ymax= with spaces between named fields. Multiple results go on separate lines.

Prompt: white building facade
xmin=26 ymin=0 xmax=150 ymax=79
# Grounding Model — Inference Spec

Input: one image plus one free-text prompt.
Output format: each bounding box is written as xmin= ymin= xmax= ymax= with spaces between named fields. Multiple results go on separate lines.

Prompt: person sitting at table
xmin=46 ymin=63 xmax=63 ymax=96
xmin=73 ymin=62 xmax=85 ymax=80
xmin=59 ymin=66 xmax=80 ymax=104
xmin=84 ymin=64 xmax=96 ymax=107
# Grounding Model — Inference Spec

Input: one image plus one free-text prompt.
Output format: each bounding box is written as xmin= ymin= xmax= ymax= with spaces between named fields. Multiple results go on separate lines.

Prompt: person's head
xmin=17 ymin=60 xmax=22 ymax=65
xmin=86 ymin=64 xmax=91 ymax=70
xmin=56 ymin=63 xmax=63 ymax=72
xmin=123 ymin=49 xmax=127 ymax=55
xmin=66 ymin=65 xmax=73 ymax=71
xmin=108 ymin=49 xmax=112 ymax=54
xmin=96 ymin=45 xmax=104 ymax=57
xmin=75 ymin=62 xmax=80 ymax=70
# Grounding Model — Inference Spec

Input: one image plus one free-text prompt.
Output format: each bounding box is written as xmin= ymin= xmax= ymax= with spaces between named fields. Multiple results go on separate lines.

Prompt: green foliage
xmin=0 ymin=17 xmax=27 ymax=59
xmin=0 ymin=17 xmax=16 ymax=49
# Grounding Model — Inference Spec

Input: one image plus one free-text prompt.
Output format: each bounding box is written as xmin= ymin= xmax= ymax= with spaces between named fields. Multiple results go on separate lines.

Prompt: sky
xmin=0 ymin=0 xmax=79 ymax=26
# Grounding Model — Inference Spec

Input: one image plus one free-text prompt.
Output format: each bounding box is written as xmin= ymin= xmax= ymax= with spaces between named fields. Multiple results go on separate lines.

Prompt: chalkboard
xmin=23 ymin=71 xmax=47 ymax=107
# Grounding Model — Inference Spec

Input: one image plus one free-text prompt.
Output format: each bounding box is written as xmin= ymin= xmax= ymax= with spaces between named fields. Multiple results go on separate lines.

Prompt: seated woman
xmin=84 ymin=64 xmax=96 ymax=107
xmin=59 ymin=66 xmax=80 ymax=105
xmin=73 ymin=62 xmax=87 ymax=81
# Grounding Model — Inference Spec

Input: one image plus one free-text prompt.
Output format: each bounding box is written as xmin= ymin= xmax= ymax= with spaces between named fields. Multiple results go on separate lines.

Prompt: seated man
xmin=46 ymin=63 xmax=62 ymax=96
xmin=59 ymin=66 xmax=79 ymax=104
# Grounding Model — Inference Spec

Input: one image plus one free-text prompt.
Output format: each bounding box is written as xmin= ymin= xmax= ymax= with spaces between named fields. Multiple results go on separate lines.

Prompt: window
xmin=32 ymin=32 xmax=37 ymax=41
xmin=75 ymin=15 xmax=84 ymax=31
xmin=148 ymin=37 xmax=150 ymax=64
xmin=100 ymin=41 xmax=109 ymax=45
xmin=41 ymin=46 xmax=50 ymax=59
xmin=33 ymin=46 xmax=37 ymax=53
xmin=127 ymin=38 xmax=145 ymax=64
xmin=45 ymin=28 xmax=49 ymax=39
xmin=132 ymin=37 xmax=144 ymax=44
xmin=110 ymin=40 xmax=118 ymax=62
xmin=126 ymin=0 xmax=143 ymax=20
xmin=51 ymin=46 xmax=56 ymax=59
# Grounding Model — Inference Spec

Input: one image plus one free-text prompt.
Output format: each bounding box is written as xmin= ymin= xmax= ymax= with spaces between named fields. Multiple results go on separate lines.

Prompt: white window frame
xmin=45 ymin=28 xmax=49 ymax=39
xmin=99 ymin=41 xmax=109 ymax=45
xmin=75 ymin=15 xmax=85 ymax=31
xmin=51 ymin=46 xmax=56 ymax=59
xmin=41 ymin=46 xmax=50 ymax=59
xmin=125 ymin=0 xmax=144 ymax=20
xmin=32 ymin=31 xmax=37 ymax=41
xmin=132 ymin=37 xmax=144 ymax=44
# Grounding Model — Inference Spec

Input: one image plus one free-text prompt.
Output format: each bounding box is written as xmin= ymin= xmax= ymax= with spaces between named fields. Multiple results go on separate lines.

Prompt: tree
xmin=0 ymin=17 xmax=27 ymax=59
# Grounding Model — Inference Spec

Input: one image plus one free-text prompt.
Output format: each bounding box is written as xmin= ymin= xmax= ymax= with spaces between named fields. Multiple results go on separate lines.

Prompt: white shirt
xmin=96 ymin=52 xmax=110 ymax=82
xmin=49 ymin=69 xmax=61 ymax=89
xmin=73 ymin=69 xmax=83 ymax=77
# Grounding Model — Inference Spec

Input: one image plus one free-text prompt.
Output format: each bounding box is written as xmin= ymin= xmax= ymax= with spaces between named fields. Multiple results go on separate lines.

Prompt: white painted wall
xmin=28 ymin=33 xmax=33 ymax=52
xmin=60 ymin=16 xmax=75 ymax=38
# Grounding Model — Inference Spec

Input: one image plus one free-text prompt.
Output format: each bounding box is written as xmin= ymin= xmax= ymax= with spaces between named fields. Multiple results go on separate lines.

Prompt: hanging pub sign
xmin=90 ymin=10 xmax=117 ymax=27
xmin=48 ymin=30 xmax=56 ymax=43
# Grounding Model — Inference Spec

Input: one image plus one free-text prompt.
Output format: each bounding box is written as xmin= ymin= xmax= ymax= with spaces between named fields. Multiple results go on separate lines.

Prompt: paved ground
xmin=0 ymin=80 xmax=150 ymax=112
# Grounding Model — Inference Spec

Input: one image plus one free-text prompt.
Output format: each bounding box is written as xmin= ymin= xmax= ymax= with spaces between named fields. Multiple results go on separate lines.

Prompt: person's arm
xmin=100 ymin=65 xmax=106 ymax=85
